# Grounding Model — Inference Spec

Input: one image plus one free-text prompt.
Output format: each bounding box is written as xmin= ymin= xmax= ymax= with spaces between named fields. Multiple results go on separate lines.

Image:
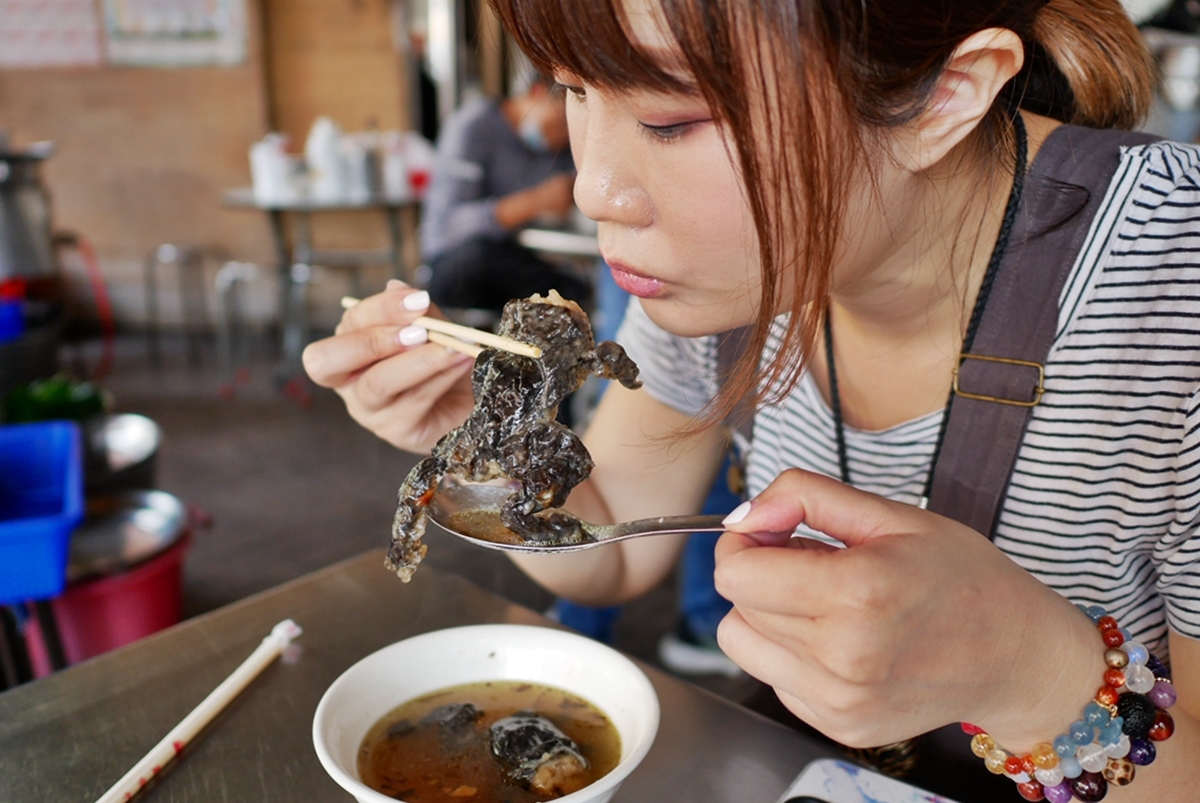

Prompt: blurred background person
xmin=419 ymin=78 xmax=589 ymax=313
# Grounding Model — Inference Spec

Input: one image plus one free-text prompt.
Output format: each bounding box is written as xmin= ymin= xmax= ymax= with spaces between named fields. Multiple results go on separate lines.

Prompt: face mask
xmin=519 ymin=116 xmax=549 ymax=153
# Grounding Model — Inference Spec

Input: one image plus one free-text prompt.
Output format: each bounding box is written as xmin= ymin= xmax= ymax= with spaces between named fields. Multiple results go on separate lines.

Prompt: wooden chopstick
xmin=427 ymin=331 xmax=483 ymax=358
xmin=415 ymin=316 xmax=541 ymax=358
xmin=339 ymin=296 xmax=541 ymax=359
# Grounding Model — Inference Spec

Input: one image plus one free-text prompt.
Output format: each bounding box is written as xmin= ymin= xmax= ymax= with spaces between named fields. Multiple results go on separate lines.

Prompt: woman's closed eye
xmin=639 ymin=119 xmax=711 ymax=142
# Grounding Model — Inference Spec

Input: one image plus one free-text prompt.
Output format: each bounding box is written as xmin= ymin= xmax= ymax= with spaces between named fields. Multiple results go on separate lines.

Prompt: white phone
xmin=775 ymin=758 xmax=960 ymax=803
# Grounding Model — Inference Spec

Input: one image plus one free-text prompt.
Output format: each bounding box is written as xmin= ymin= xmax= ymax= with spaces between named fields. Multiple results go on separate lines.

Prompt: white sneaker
xmin=657 ymin=621 xmax=743 ymax=679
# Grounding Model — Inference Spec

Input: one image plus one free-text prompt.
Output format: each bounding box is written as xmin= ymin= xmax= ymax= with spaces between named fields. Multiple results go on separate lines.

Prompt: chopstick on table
xmin=340 ymin=295 xmax=541 ymax=359
xmin=93 ymin=620 xmax=303 ymax=803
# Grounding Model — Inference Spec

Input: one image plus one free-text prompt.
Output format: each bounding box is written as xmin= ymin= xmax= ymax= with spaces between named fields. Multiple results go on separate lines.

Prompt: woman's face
xmin=560 ymin=2 xmax=761 ymax=337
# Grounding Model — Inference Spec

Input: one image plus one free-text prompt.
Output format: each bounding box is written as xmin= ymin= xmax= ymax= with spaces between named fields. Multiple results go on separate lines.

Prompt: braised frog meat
xmin=489 ymin=712 xmax=590 ymax=796
xmin=386 ymin=291 xmax=641 ymax=581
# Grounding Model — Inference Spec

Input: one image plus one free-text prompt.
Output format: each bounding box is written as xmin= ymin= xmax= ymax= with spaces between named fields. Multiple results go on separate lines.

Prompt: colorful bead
xmin=1146 ymin=655 xmax=1169 ymax=680
xmin=1149 ymin=680 xmax=1177 ymax=710
xmin=1076 ymin=741 xmax=1107 ymax=773
xmin=1128 ymin=737 xmax=1156 ymax=766
xmin=1104 ymin=648 xmax=1128 ymax=669
xmin=1068 ymin=771 xmax=1108 ymax=802
xmin=1035 ymin=764 xmax=1065 ymax=787
xmin=1104 ymin=734 xmax=1131 ymax=760
xmin=1147 ymin=711 xmax=1174 ymax=742
xmin=1122 ymin=641 xmax=1148 ymax=666
xmin=1117 ymin=693 xmax=1156 ymax=739
xmin=1044 ymin=780 xmax=1074 ymax=803
xmin=1083 ymin=702 xmax=1110 ymax=727
xmin=1102 ymin=756 xmax=1135 ymax=786
xmin=1102 ymin=668 xmax=1125 ymax=689
xmin=1032 ymin=742 xmax=1059 ymax=770
xmin=1059 ymin=755 xmax=1083 ymax=779
xmin=966 ymin=608 xmax=1168 ymax=800
xmin=970 ymin=732 xmax=995 ymax=758
xmin=1125 ymin=663 xmax=1156 ymax=694
xmin=1016 ymin=780 xmax=1045 ymax=801
xmin=1097 ymin=717 xmax=1123 ymax=747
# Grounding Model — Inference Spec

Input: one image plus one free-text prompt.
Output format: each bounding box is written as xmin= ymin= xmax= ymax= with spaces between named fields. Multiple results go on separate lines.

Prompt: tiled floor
xmin=100 ymin=333 xmax=761 ymax=704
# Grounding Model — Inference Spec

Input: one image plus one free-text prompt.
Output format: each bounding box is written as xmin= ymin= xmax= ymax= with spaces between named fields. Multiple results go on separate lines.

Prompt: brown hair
xmin=490 ymin=0 xmax=1153 ymax=425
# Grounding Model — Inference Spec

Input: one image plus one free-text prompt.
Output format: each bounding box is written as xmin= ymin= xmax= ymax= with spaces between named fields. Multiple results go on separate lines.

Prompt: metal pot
xmin=0 ymin=142 xmax=56 ymax=283
xmin=67 ymin=490 xmax=187 ymax=583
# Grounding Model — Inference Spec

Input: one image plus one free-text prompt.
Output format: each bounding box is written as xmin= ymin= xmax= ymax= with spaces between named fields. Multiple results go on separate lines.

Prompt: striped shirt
xmin=617 ymin=139 xmax=1200 ymax=660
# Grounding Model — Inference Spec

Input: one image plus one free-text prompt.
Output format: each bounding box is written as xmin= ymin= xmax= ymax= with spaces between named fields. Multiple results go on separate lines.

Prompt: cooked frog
xmin=387 ymin=291 xmax=642 ymax=581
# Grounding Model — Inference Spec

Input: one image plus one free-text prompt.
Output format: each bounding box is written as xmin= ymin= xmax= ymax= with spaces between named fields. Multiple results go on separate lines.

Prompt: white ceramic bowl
xmin=313 ymin=624 xmax=660 ymax=803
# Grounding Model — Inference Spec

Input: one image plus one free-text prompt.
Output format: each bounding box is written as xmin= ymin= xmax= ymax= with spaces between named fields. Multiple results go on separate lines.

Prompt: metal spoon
xmin=427 ymin=482 xmax=726 ymax=553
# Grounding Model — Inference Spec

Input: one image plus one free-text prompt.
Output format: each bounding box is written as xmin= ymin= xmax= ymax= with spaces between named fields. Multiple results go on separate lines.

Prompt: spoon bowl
xmin=427 ymin=482 xmax=726 ymax=553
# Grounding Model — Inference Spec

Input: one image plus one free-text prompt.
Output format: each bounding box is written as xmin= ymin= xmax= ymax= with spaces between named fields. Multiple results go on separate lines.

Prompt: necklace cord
xmin=825 ymin=112 xmax=1030 ymax=491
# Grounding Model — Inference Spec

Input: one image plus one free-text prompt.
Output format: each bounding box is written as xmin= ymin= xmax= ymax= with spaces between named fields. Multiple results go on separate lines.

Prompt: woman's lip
xmin=607 ymin=260 xmax=665 ymax=299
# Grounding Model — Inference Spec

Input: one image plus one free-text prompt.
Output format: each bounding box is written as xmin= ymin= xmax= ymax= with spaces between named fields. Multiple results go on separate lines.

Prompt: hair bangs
xmin=490 ymin=0 xmax=688 ymax=93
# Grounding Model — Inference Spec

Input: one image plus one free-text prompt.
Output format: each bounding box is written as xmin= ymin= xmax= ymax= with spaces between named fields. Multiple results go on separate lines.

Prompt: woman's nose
xmin=570 ymin=104 xmax=654 ymax=229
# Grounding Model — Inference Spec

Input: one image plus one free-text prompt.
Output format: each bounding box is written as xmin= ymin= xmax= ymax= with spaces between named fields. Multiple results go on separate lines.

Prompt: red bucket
xmin=25 ymin=491 xmax=190 ymax=676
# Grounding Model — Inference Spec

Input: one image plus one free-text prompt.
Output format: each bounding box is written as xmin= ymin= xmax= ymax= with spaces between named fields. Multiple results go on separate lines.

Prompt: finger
xmin=725 ymin=468 xmax=921 ymax=549
xmin=390 ymin=354 xmax=476 ymax=425
xmin=717 ymin=610 xmax=826 ymax=725
xmin=713 ymin=528 xmax=845 ymax=612
xmin=351 ymin=342 xmax=474 ymax=413
xmin=336 ymin=282 xmax=431 ymax=334
xmin=303 ymin=324 xmax=428 ymax=388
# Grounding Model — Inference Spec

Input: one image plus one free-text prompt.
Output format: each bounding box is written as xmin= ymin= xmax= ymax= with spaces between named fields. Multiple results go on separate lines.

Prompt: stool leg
xmin=30 ymin=601 xmax=67 ymax=672
xmin=183 ymin=249 xmax=206 ymax=369
xmin=145 ymin=253 xmax=161 ymax=368
xmin=0 ymin=605 xmax=33 ymax=689
xmin=216 ymin=263 xmax=236 ymax=395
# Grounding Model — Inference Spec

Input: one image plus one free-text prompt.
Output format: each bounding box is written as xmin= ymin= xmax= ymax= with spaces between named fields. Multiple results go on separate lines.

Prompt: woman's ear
xmin=896 ymin=28 xmax=1025 ymax=173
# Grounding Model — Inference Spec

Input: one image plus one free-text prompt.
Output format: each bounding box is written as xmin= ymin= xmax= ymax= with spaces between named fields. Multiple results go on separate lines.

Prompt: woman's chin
xmin=637 ymin=294 xmax=755 ymax=338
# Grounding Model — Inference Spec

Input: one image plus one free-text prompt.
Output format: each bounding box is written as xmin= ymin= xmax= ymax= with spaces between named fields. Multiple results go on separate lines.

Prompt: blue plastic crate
xmin=0 ymin=421 xmax=83 ymax=604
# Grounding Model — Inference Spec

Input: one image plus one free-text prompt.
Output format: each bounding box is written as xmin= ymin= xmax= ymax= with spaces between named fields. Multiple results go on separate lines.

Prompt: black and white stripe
xmin=618 ymin=140 xmax=1200 ymax=660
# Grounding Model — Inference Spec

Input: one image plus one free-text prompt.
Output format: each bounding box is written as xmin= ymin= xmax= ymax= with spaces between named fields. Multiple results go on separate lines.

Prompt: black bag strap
xmin=717 ymin=125 xmax=1157 ymax=536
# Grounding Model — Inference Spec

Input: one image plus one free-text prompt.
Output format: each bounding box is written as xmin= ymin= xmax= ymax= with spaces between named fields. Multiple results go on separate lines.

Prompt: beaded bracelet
xmin=962 ymin=605 xmax=1176 ymax=802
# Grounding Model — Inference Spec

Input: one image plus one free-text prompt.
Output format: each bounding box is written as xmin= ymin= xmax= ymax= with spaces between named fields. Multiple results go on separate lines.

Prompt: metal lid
xmin=67 ymin=490 xmax=187 ymax=582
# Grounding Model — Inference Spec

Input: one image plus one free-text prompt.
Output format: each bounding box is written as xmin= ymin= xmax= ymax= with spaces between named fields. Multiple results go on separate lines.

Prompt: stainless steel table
xmin=222 ymin=189 xmax=418 ymax=392
xmin=0 ymin=551 xmax=838 ymax=803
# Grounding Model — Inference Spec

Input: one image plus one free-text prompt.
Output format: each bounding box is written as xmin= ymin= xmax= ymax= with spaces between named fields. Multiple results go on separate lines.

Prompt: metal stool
xmin=214 ymin=261 xmax=258 ymax=399
xmin=144 ymin=244 xmax=229 ymax=368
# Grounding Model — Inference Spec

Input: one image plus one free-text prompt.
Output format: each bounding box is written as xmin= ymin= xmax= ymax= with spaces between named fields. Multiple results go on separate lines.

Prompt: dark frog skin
xmin=386 ymin=291 xmax=642 ymax=581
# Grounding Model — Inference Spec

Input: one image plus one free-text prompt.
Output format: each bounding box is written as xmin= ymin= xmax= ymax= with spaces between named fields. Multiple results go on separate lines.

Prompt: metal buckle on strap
xmin=952 ymin=353 xmax=1045 ymax=408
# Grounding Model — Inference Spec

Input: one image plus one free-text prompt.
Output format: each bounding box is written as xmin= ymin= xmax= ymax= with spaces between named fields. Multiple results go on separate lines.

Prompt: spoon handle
xmin=590 ymin=514 xmax=728 ymax=541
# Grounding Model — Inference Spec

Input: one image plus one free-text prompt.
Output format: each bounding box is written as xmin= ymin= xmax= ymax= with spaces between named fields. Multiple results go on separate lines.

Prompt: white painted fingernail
xmin=403 ymin=290 xmax=430 ymax=311
xmin=398 ymin=325 xmax=427 ymax=346
xmin=387 ymin=279 xmax=408 ymax=290
xmin=723 ymin=501 xmax=752 ymax=526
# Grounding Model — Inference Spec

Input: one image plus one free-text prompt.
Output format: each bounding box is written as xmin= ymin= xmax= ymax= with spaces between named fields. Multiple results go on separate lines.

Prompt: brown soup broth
xmin=358 ymin=680 xmax=621 ymax=803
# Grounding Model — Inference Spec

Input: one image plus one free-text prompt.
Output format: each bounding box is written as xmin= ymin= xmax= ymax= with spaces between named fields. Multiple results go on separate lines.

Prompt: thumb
xmin=723 ymin=468 xmax=918 ymax=548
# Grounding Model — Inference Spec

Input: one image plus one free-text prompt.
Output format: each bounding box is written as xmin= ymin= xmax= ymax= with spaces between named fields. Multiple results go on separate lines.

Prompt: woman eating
xmin=302 ymin=0 xmax=1199 ymax=799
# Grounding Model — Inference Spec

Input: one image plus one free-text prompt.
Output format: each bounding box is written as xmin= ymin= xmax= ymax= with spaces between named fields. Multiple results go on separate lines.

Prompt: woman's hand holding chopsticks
xmin=302 ymin=280 xmax=478 ymax=454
